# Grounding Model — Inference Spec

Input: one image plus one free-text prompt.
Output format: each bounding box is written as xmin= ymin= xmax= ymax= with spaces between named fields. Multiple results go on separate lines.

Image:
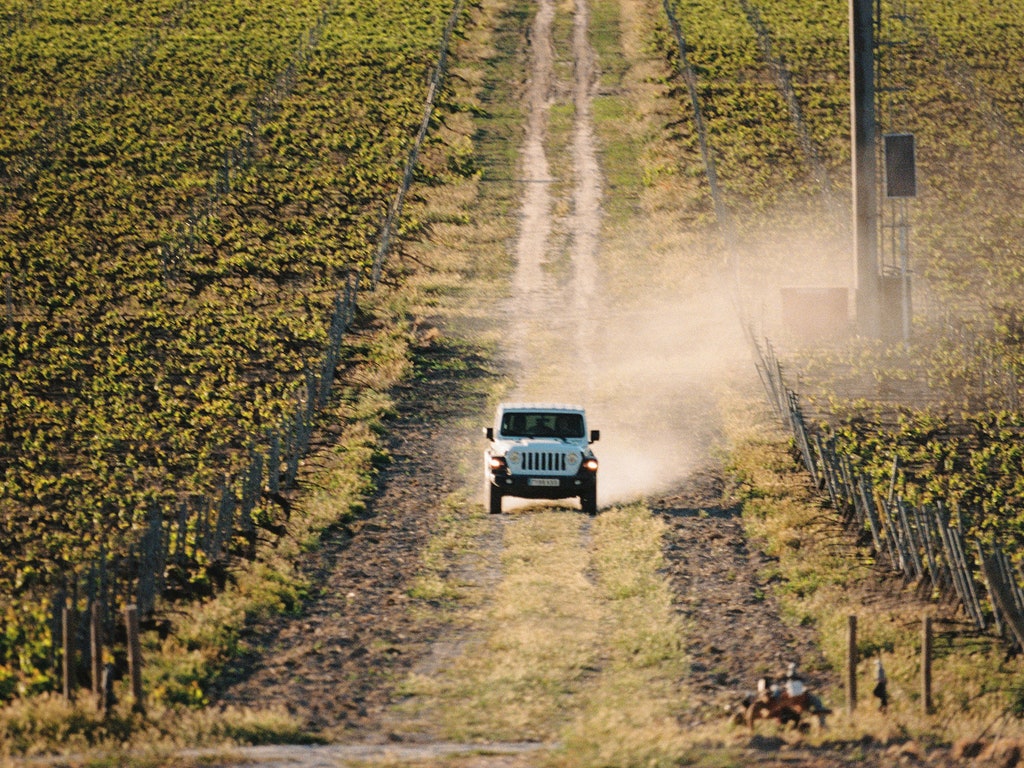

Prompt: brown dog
xmin=745 ymin=681 xmax=831 ymax=729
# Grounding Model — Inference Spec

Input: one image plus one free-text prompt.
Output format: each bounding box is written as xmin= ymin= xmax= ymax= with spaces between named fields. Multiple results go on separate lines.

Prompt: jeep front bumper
xmin=487 ymin=471 xmax=596 ymax=500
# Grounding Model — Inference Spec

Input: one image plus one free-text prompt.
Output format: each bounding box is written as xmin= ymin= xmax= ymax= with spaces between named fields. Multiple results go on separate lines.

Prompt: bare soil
xmin=207 ymin=341 xmax=973 ymax=767
xmin=655 ymin=473 xmax=833 ymax=719
xmin=212 ymin=330 xmax=493 ymax=738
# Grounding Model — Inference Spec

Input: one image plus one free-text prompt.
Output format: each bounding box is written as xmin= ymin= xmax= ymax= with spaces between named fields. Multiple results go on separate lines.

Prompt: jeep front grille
xmin=522 ymin=451 xmax=566 ymax=472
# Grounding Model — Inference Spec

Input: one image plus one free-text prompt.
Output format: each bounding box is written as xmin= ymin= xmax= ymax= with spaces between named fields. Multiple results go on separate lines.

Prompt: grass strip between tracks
xmin=393 ymin=504 xmax=696 ymax=768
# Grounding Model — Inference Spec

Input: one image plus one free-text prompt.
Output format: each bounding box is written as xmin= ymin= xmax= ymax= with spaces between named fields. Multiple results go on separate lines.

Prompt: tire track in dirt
xmin=653 ymin=472 xmax=835 ymax=721
xmin=509 ymin=0 xmax=556 ymax=381
xmin=206 ymin=332 xmax=498 ymax=738
xmin=509 ymin=0 xmax=601 ymax=399
xmin=569 ymin=0 xmax=601 ymax=386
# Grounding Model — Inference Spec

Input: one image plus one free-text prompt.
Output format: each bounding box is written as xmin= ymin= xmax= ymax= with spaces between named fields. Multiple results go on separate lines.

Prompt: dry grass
xmin=395 ymin=511 xmax=602 ymax=743
xmin=390 ymin=502 xmax=704 ymax=768
xmin=553 ymin=504 xmax=692 ymax=768
xmin=0 ymin=692 xmax=317 ymax=763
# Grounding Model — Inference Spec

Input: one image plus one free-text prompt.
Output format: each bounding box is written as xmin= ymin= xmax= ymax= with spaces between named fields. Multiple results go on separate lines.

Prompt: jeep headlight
xmin=507 ymin=450 xmax=522 ymax=466
xmin=566 ymin=453 xmax=580 ymax=467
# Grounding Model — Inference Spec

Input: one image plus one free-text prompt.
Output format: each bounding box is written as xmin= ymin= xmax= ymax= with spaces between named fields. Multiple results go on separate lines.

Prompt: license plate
xmin=528 ymin=478 xmax=560 ymax=487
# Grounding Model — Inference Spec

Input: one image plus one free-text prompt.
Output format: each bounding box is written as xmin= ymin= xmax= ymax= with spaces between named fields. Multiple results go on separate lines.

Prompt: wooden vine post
xmin=922 ymin=614 xmax=933 ymax=714
xmin=61 ymin=601 xmax=73 ymax=702
xmin=847 ymin=615 xmax=857 ymax=714
xmin=125 ymin=605 xmax=145 ymax=714
xmin=2 ymin=271 xmax=12 ymax=327
xmin=90 ymin=602 xmax=103 ymax=706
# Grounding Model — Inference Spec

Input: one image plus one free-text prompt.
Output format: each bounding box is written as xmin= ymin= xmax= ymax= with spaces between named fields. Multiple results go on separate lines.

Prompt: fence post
xmin=882 ymin=498 xmax=905 ymax=572
xmin=947 ymin=523 xmax=985 ymax=629
xmin=285 ymin=412 xmax=302 ymax=487
xmin=100 ymin=663 xmax=114 ymax=715
xmin=936 ymin=517 xmax=970 ymax=617
xmin=922 ymin=614 xmax=933 ymax=714
xmin=195 ymin=495 xmax=210 ymax=560
xmin=897 ymin=500 xmax=924 ymax=581
xmin=977 ymin=541 xmax=1004 ymax=636
xmin=3 ymin=272 xmax=12 ymax=326
xmin=915 ymin=505 xmax=940 ymax=590
xmin=268 ymin=431 xmax=281 ymax=494
xmin=90 ymin=602 xmax=103 ymax=704
xmin=137 ymin=504 xmax=162 ymax=615
xmin=847 ymin=615 xmax=857 ymax=714
xmin=62 ymin=601 xmax=74 ymax=702
xmin=999 ymin=549 xmax=1024 ymax=616
xmin=212 ymin=480 xmax=235 ymax=560
xmin=922 ymin=507 xmax=949 ymax=593
xmin=978 ymin=544 xmax=1024 ymax=649
xmin=125 ymin=605 xmax=145 ymax=714
xmin=788 ymin=393 xmax=818 ymax=485
xmin=814 ymin=435 xmax=838 ymax=507
xmin=838 ymin=454 xmax=857 ymax=514
xmin=858 ymin=477 xmax=884 ymax=555
xmin=344 ymin=270 xmax=357 ymax=325
xmin=174 ymin=501 xmax=188 ymax=567
xmin=305 ymin=367 xmax=319 ymax=422
xmin=240 ymin=450 xmax=262 ymax=558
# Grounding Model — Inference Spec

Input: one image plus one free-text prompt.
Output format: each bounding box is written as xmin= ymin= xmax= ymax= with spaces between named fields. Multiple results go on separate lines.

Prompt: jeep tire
xmin=489 ymin=484 xmax=503 ymax=515
xmin=581 ymin=488 xmax=597 ymax=516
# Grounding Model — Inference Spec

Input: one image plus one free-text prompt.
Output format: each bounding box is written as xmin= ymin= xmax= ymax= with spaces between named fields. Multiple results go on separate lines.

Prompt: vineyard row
xmin=755 ymin=337 xmax=1024 ymax=652
xmin=0 ymin=0 xmax=467 ymax=698
xmin=660 ymin=0 xmax=1024 ymax=651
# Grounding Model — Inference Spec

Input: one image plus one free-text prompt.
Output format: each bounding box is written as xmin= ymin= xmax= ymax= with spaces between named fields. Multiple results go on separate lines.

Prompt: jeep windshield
xmin=500 ymin=411 xmax=585 ymax=439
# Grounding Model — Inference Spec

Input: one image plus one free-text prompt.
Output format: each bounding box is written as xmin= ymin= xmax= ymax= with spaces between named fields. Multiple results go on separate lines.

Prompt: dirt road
xmin=202 ymin=1 xmax=971 ymax=765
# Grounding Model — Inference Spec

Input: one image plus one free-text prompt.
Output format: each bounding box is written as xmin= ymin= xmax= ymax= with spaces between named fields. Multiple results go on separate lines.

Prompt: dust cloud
xmin=507 ymin=267 xmax=749 ymax=506
xmin=500 ymin=0 xmax=856 ymax=506
xmin=500 ymin=0 xmax=752 ymax=507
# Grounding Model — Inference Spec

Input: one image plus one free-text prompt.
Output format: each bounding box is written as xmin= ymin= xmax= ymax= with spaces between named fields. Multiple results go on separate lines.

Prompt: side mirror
xmin=484 ymin=427 xmax=494 ymax=440
xmin=590 ymin=429 xmax=600 ymax=443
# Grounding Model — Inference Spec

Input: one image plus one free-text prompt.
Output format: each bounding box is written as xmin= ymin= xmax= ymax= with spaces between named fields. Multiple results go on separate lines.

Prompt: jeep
xmin=483 ymin=403 xmax=599 ymax=515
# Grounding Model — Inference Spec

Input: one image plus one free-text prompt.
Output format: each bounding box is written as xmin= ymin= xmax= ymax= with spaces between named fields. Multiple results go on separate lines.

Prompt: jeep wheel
xmin=581 ymin=489 xmax=597 ymax=516
xmin=488 ymin=484 xmax=503 ymax=515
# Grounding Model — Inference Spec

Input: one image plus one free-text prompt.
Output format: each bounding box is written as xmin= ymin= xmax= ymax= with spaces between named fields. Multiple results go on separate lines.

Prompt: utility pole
xmin=851 ymin=0 xmax=880 ymax=337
